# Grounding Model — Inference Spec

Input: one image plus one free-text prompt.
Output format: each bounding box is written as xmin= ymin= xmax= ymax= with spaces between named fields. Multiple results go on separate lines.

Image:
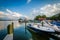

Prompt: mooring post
xmin=7 ymin=22 xmax=14 ymax=34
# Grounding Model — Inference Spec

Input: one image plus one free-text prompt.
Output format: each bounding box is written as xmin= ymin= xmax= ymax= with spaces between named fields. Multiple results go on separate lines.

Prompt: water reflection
xmin=0 ymin=21 xmax=12 ymax=30
xmin=14 ymin=24 xmax=32 ymax=40
xmin=27 ymin=28 xmax=60 ymax=40
xmin=0 ymin=21 xmax=21 ymax=40
xmin=0 ymin=21 xmax=21 ymax=30
xmin=0 ymin=21 xmax=13 ymax=40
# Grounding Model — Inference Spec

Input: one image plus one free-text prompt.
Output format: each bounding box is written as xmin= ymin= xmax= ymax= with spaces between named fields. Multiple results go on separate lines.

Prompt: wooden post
xmin=25 ymin=19 xmax=27 ymax=33
xmin=7 ymin=22 xmax=14 ymax=34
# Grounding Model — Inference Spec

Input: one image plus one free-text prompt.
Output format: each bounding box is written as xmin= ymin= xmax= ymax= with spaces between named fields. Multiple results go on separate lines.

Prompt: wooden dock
xmin=3 ymin=34 xmax=13 ymax=40
xmin=3 ymin=22 xmax=14 ymax=40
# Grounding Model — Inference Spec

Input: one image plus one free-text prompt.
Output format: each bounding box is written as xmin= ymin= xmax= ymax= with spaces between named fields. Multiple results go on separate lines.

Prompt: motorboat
xmin=27 ymin=24 xmax=55 ymax=33
xmin=27 ymin=20 xmax=60 ymax=34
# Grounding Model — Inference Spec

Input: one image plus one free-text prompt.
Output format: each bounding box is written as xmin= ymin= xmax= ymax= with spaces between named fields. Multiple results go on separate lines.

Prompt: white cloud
xmin=32 ymin=3 xmax=60 ymax=17
xmin=27 ymin=0 xmax=31 ymax=4
xmin=0 ymin=9 xmax=28 ymax=20
xmin=0 ymin=11 xmax=5 ymax=18
xmin=6 ymin=9 xmax=13 ymax=14
xmin=6 ymin=9 xmax=23 ymax=20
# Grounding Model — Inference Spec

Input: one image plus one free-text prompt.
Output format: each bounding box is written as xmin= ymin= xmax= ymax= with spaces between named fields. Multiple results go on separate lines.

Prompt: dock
xmin=3 ymin=34 xmax=13 ymax=40
xmin=3 ymin=22 xmax=14 ymax=40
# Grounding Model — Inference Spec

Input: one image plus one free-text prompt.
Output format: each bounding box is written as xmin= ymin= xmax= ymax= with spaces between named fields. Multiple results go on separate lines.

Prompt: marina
xmin=0 ymin=0 xmax=60 ymax=40
xmin=0 ymin=21 xmax=60 ymax=40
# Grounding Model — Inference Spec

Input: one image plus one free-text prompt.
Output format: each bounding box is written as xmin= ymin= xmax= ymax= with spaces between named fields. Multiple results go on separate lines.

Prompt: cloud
xmin=6 ymin=9 xmax=13 ymax=14
xmin=32 ymin=3 xmax=60 ymax=17
xmin=0 ymin=9 xmax=28 ymax=20
xmin=27 ymin=0 xmax=31 ymax=4
xmin=6 ymin=9 xmax=23 ymax=20
xmin=0 ymin=11 xmax=5 ymax=18
xmin=6 ymin=9 xmax=23 ymax=18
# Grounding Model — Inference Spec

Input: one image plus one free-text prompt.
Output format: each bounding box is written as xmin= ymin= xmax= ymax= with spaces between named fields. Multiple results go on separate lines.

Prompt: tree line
xmin=34 ymin=13 xmax=60 ymax=20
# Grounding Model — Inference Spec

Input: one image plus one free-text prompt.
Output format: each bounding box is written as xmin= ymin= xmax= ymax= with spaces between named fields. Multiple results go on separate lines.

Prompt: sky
xmin=0 ymin=0 xmax=60 ymax=20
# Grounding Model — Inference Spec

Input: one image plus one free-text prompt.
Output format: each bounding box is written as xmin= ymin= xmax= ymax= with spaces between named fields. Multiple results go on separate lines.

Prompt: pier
xmin=3 ymin=22 xmax=14 ymax=40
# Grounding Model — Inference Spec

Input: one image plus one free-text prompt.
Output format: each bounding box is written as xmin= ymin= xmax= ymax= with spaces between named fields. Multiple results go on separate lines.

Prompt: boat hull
xmin=27 ymin=26 xmax=55 ymax=34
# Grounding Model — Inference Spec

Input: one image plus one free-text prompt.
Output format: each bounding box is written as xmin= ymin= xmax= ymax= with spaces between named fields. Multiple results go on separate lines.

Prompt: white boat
xmin=27 ymin=24 xmax=55 ymax=33
xmin=27 ymin=20 xmax=60 ymax=34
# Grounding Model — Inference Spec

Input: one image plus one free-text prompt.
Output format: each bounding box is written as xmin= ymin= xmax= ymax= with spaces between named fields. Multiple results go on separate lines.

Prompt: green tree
xmin=49 ymin=13 xmax=60 ymax=20
xmin=42 ymin=15 xmax=46 ymax=18
xmin=34 ymin=15 xmax=46 ymax=20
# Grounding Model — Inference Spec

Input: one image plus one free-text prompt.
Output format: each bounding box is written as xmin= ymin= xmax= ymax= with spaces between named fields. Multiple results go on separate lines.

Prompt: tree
xmin=42 ymin=15 xmax=46 ymax=18
xmin=49 ymin=13 xmax=60 ymax=20
xmin=34 ymin=15 xmax=41 ymax=20
xmin=34 ymin=15 xmax=46 ymax=20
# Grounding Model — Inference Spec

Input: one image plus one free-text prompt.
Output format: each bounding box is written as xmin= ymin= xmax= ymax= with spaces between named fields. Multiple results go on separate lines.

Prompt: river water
xmin=0 ymin=21 xmax=60 ymax=40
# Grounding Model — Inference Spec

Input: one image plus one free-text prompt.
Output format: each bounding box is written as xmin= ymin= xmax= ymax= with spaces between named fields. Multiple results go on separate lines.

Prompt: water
xmin=0 ymin=21 xmax=60 ymax=40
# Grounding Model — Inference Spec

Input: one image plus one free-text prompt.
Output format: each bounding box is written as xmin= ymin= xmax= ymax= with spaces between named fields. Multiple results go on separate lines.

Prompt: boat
xmin=27 ymin=20 xmax=60 ymax=34
xmin=27 ymin=24 xmax=55 ymax=34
